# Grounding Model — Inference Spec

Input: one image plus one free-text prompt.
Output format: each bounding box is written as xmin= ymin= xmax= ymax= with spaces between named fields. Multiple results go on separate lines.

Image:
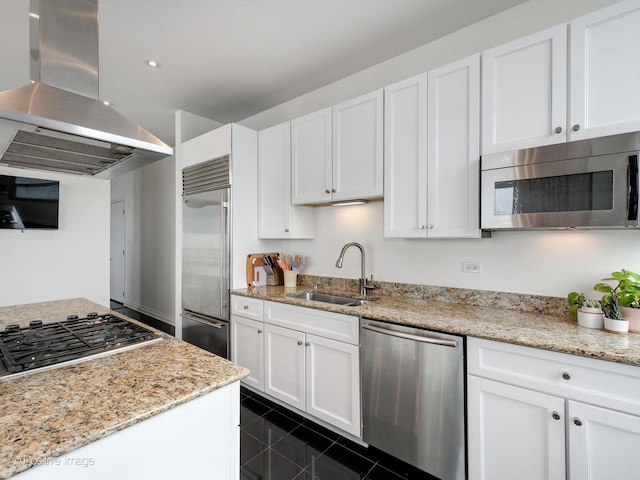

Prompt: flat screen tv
xmin=0 ymin=174 xmax=59 ymax=229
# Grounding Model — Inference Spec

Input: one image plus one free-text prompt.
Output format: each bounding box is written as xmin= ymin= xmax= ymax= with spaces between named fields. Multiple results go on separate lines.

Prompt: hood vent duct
xmin=0 ymin=0 xmax=173 ymax=179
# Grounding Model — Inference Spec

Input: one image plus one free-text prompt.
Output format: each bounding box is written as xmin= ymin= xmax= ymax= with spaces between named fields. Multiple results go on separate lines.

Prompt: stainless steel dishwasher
xmin=361 ymin=319 xmax=465 ymax=480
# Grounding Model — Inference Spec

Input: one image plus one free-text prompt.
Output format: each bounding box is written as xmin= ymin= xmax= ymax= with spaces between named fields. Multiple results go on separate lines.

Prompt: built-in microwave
xmin=481 ymin=132 xmax=640 ymax=230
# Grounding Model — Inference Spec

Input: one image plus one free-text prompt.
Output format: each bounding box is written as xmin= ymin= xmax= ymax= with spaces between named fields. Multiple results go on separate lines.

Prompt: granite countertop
xmin=231 ymin=284 xmax=640 ymax=367
xmin=0 ymin=298 xmax=249 ymax=479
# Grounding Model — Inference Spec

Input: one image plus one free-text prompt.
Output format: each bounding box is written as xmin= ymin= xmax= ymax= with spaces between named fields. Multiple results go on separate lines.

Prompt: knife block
xmin=246 ymin=253 xmax=284 ymax=286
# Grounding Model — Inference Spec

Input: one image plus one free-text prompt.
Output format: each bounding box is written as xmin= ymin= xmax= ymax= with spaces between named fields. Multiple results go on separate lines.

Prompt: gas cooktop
xmin=0 ymin=313 xmax=162 ymax=379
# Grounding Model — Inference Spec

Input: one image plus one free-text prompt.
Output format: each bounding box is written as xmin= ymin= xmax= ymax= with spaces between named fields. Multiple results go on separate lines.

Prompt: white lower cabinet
xmin=468 ymin=337 xmax=640 ymax=480
xmin=568 ymin=400 xmax=640 ymax=480
xmin=264 ymin=323 xmax=306 ymax=410
xmin=231 ymin=314 xmax=264 ymax=391
xmin=231 ymin=295 xmax=361 ymax=438
xmin=468 ymin=376 xmax=566 ymax=480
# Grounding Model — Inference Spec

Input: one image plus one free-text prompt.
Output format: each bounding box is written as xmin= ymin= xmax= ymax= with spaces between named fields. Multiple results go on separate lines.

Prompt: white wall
xmin=111 ymin=156 xmax=176 ymax=324
xmin=0 ymin=166 xmax=110 ymax=307
xmin=240 ymin=0 xmax=639 ymax=299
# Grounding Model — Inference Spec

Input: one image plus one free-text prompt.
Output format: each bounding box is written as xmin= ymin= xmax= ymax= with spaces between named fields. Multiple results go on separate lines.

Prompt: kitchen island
xmin=0 ymin=298 xmax=248 ymax=480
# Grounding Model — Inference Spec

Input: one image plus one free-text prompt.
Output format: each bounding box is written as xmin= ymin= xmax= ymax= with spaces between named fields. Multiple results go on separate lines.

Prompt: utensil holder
xmin=284 ymin=270 xmax=297 ymax=288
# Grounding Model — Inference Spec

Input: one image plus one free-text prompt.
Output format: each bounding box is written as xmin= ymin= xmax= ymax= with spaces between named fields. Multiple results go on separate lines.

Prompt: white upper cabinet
xmin=384 ymin=55 xmax=481 ymax=238
xmin=481 ymin=24 xmax=567 ymax=154
xmin=291 ymin=91 xmax=383 ymax=204
xmin=258 ymin=122 xmax=314 ymax=239
xmin=427 ymin=55 xmax=481 ymax=238
xmin=570 ymin=0 xmax=640 ymax=140
xmin=332 ymin=90 xmax=384 ymax=202
xmin=384 ymin=74 xmax=428 ymax=238
xmin=291 ymin=108 xmax=333 ymax=205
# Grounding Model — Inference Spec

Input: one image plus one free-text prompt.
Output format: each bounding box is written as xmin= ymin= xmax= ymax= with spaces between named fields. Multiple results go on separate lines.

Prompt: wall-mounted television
xmin=0 ymin=174 xmax=60 ymax=229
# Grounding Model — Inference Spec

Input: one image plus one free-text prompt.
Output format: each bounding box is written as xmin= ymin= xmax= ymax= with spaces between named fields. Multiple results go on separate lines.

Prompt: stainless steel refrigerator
xmin=181 ymin=156 xmax=231 ymax=358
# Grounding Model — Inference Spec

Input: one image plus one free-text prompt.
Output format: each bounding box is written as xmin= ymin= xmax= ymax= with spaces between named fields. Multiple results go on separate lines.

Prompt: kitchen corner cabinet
xmin=257 ymin=122 xmax=314 ymax=239
xmin=481 ymin=24 xmax=567 ymax=155
xmin=569 ymin=0 xmax=640 ymax=141
xmin=384 ymin=54 xmax=481 ymax=238
xmin=467 ymin=337 xmax=640 ymax=480
xmin=291 ymin=90 xmax=383 ymax=204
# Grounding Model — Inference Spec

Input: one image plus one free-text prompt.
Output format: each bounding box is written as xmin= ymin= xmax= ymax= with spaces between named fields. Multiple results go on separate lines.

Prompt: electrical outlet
xmin=463 ymin=262 xmax=482 ymax=273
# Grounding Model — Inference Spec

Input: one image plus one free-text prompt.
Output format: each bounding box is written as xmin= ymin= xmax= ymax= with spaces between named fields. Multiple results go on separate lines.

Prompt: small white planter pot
xmin=620 ymin=306 xmax=640 ymax=333
xmin=577 ymin=308 xmax=604 ymax=329
xmin=604 ymin=316 xmax=629 ymax=334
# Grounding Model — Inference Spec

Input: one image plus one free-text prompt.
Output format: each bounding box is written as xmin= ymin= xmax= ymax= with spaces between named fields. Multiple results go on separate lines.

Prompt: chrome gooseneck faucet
xmin=335 ymin=242 xmax=375 ymax=296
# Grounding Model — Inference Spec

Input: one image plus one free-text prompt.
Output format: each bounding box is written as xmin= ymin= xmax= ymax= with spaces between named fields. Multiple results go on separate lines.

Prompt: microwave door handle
xmin=628 ymin=155 xmax=639 ymax=221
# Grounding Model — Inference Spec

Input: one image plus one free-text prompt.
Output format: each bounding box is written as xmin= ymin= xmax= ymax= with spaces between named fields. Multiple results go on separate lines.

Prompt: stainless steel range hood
xmin=0 ymin=0 xmax=173 ymax=179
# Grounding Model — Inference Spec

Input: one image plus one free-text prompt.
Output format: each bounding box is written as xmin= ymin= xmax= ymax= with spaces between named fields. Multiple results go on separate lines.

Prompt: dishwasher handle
xmin=362 ymin=323 xmax=458 ymax=347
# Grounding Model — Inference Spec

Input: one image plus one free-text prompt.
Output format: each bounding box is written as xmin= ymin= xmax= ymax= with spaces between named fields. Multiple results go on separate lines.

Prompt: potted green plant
xmin=568 ymin=292 xmax=604 ymax=329
xmin=601 ymin=295 xmax=629 ymax=333
xmin=594 ymin=269 xmax=640 ymax=333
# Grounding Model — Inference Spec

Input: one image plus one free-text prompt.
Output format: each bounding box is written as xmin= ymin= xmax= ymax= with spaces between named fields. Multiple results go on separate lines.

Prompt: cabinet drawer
xmin=265 ymin=301 xmax=359 ymax=345
xmin=231 ymin=295 xmax=264 ymax=321
xmin=468 ymin=337 xmax=640 ymax=415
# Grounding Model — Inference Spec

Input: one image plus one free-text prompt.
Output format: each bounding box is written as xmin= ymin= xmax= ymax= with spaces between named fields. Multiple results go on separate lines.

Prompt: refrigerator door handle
xmin=181 ymin=311 xmax=226 ymax=329
xmin=220 ymin=192 xmax=230 ymax=318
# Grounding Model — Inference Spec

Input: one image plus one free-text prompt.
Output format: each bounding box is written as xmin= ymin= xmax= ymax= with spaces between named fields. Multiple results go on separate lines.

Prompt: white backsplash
xmin=278 ymin=201 xmax=640 ymax=299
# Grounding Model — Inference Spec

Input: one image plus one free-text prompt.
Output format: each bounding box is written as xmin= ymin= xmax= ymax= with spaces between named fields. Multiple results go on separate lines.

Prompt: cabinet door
xmin=467 ymin=376 xmax=566 ymax=480
xmin=383 ymin=74 xmax=428 ymax=238
xmin=570 ymin=1 xmax=640 ymax=141
xmin=258 ymin=122 xmax=291 ymax=238
xmin=427 ymin=54 xmax=481 ymax=238
xmin=332 ymin=90 xmax=384 ymax=201
xmin=568 ymin=400 xmax=640 ymax=480
xmin=230 ymin=315 xmax=264 ymax=391
xmin=258 ymin=122 xmax=314 ymax=239
xmin=305 ymin=334 xmax=360 ymax=437
xmin=264 ymin=323 xmax=305 ymax=411
xmin=291 ymin=107 xmax=333 ymax=204
xmin=481 ymin=24 xmax=567 ymax=154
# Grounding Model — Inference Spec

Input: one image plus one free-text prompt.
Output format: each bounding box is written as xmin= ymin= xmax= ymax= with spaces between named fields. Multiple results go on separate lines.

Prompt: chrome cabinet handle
xmin=574 ymin=418 xmax=583 ymax=427
xmin=257 ymin=329 xmax=263 ymax=334
xmin=428 ymin=224 xmax=434 ymax=229
xmin=325 ymin=189 xmax=331 ymax=194
xmin=552 ymin=411 xmax=561 ymax=421
xmin=555 ymin=126 xmax=563 ymax=133
xmin=332 ymin=189 xmax=336 ymax=193
xmin=297 ymin=340 xmax=303 ymax=346
xmin=418 ymin=224 xmax=425 ymax=229
xmin=243 ymin=305 xmax=249 ymax=310
xmin=573 ymin=124 xmax=581 ymax=131
xmin=284 ymin=228 xmax=290 ymax=232
xmin=562 ymin=372 xmax=571 ymax=381
xmin=305 ymin=341 xmax=310 ymax=346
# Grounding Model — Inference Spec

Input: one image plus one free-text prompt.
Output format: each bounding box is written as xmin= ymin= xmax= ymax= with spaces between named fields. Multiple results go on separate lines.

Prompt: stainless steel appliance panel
xmin=361 ymin=320 xmax=465 ymax=480
xmin=181 ymin=311 xmax=229 ymax=358
xmin=481 ymin=131 xmax=640 ymax=230
xmin=182 ymin=187 xmax=230 ymax=321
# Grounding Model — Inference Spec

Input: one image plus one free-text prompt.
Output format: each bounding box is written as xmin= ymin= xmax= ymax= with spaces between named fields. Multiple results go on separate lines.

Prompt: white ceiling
xmin=0 ymin=0 xmax=527 ymax=146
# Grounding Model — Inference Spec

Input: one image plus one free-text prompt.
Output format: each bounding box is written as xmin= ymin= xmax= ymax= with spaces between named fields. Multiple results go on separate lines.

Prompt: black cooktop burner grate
xmin=0 ymin=313 xmax=162 ymax=376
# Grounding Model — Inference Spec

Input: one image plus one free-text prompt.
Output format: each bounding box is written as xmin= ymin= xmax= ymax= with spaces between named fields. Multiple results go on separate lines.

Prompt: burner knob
xmin=66 ymin=314 xmax=79 ymax=322
xmin=87 ymin=312 xmax=98 ymax=319
xmin=5 ymin=324 xmax=20 ymax=332
xmin=29 ymin=320 xmax=43 ymax=328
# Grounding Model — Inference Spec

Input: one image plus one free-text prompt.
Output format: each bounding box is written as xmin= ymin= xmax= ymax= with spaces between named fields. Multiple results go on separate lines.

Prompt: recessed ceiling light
xmin=145 ymin=60 xmax=160 ymax=68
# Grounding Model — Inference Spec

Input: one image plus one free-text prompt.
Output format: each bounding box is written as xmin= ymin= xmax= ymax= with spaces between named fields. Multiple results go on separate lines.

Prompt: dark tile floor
xmin=240 ymin=387 xmax=439 ymax=480
xmin=109 ymin=300 xmax=175 ymax=336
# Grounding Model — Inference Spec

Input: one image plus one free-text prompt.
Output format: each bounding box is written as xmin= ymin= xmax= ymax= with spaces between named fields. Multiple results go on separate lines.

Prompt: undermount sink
xmin=288 ymin=292 xmax=369 ymax=306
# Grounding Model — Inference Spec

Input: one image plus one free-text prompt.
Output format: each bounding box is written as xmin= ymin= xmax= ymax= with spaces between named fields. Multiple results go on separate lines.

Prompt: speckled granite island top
xmin=0 ymin=298 xmax=248 ymax=480
xmin=231 ymin=283 xmax=640 ymax=367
